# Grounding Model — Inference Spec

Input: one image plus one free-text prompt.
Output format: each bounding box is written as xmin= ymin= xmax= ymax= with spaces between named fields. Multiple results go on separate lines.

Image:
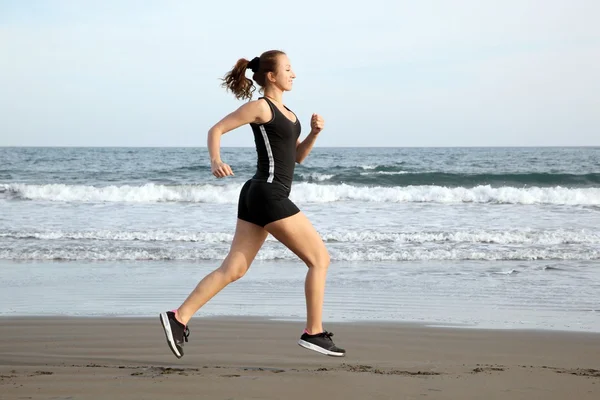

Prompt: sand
xmin=0 ymin=316 xmax=598 ymax=399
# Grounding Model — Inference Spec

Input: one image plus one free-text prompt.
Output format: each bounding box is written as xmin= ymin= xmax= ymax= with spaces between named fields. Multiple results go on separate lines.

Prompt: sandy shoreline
xmin=0 ymin=317 xmax=598 ymax=399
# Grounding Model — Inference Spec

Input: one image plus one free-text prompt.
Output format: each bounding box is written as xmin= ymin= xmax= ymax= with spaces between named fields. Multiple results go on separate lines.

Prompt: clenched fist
xmin=310 ymin=113 xmax=325 ymax=135
xmin=211 ymin=159 xmax=234 ymax=178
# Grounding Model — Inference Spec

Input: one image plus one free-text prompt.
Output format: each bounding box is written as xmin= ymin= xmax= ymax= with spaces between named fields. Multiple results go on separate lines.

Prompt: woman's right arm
xmin=208 ymin=100 xmax=269 ymax=178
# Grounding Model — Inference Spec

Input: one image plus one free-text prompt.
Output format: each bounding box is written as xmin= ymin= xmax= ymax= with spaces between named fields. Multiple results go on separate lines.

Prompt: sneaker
xmin=298 ymin=330 xmax=346 ymax=357
xmin=159 ymin=311 xmax=190 ymax=358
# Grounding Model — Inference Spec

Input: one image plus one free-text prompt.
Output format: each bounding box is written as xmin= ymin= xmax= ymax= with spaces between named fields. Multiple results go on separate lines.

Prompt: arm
xmin=296 ymin=132 xmax=319 ymax=164
xmin=208 ymin=100 xmax=270 ymax=177
xmin=296 ymin=113 xmax=324 ymax=164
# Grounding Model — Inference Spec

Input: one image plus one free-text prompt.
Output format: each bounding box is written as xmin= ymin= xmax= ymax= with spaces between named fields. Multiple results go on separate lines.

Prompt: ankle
xmin=173 ymin=309 xmax=187 ymax=326
xmin=304 ymin=326 xmax=323 ymax=335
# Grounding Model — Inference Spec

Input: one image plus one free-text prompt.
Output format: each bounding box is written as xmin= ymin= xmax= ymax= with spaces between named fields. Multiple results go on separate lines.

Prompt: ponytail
xmin=220 ymin=51 xmax=286 ymax=100
xmin=221 ymin=58 xmax=256 ymax=100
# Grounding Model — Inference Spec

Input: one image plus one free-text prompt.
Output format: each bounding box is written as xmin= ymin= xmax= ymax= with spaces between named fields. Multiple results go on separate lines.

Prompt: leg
xmin=176 ymin=219 xmax=268 ymax=325
xmin=264 ymin=211 xmax=330 ymax=334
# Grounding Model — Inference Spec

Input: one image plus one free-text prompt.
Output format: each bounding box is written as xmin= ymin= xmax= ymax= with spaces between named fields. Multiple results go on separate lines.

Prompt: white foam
xmin=322 ymin=229 xmax=600 ymax=245
xmin=298 ymin=172 xmax=334 ymax=181
xmin=290 ymin=183 xmax=600 ymax=205
xmin=3 ymin=228 xmax=598 ymax=245
xmin=3 ymin=182 xmax=600 ymax=205
xmin=0 ymin=230 xmax=234 ymax=242
xmin=359 ymin=171 xmax=409 ymax=175
xmin=1 ymin=183 xmax=240 ymax=203
xmin=1 ymin=246 xmax=598 ymax=261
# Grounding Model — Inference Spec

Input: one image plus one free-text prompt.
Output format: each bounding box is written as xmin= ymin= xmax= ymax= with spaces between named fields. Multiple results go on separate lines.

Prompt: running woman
xmin=160 ymin=50 xmax=345 ymax=358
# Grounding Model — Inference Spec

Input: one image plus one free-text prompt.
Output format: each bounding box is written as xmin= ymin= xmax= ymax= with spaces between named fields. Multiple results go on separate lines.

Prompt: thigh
xmin=228 ymin=218 xmax=269 ymax=266
xmin=264 ymin=211 xmax=329 ymax=267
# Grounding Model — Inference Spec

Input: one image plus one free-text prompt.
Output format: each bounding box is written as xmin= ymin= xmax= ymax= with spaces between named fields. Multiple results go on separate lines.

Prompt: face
xmin=268 ymin=54 xmax=296 ymax=91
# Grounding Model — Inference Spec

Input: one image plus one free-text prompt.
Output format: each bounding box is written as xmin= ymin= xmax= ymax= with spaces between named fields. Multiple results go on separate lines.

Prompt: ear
xmin=267 ymin=71 xmax=277 ymax=83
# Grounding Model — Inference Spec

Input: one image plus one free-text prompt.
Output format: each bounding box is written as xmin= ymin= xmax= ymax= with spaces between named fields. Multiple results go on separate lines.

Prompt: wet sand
xmin=0 ymin=317 xmax=598 ymax=399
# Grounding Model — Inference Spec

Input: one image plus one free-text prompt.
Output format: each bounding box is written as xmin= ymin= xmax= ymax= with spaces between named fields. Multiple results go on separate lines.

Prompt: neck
xmin=263 ymin=87 xmax=284 ymax=104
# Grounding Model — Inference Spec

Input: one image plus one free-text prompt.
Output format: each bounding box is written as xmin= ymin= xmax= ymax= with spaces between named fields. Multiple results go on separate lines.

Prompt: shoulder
xmin=236 ymin=99 xmax=271 ymax=124
xmin=241 ymin=98 xmax=272 ymax=124
xmin=238 ymin=98 xmax=268 ymax=110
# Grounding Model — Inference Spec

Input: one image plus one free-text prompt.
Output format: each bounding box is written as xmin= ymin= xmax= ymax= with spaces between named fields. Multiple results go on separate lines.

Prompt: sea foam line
xmin=2 ymin=182 xmax=600 ymax=205
xmin=2 ymin=228 xmax=599 ymax=245
xmin=1 ymin=247 xmax=598 ymax=261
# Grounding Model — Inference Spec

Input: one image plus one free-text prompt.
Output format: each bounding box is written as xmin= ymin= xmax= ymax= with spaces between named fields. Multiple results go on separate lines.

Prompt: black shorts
xmin=237 ymin=179 xmax=300 ymax=227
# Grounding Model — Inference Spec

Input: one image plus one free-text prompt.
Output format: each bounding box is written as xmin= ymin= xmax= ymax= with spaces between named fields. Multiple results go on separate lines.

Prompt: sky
xmin=0 ymin=0 xmax=599 ymax=147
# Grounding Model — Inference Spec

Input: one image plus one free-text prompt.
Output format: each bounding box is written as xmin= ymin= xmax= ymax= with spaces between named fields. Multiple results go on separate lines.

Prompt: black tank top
xmin=250 ymin=97 xmax=302 ymax=189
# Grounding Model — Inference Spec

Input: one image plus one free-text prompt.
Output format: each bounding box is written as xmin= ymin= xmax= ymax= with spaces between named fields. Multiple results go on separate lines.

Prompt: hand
xmin=310 ymin=113 xmax=325 ymax=135
xmin=211 ymin=159 xmax=234 ymax=178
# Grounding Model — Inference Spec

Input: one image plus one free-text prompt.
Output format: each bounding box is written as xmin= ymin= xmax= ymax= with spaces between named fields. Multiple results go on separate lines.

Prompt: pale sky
xmin=1 ymin=0 xmax=599 ymax=147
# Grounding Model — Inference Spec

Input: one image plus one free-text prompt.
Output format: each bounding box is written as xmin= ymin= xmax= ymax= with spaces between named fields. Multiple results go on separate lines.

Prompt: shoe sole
xmin=298 ymin=339 xmax=346 ymax=357
xmin=159 ymin=312 xmax=183 ymax=359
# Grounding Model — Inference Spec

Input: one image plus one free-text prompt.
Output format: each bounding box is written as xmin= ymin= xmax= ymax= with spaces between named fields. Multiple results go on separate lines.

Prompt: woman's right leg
xmin=264 ymin=211 xmax=345 ymax=357
xmin=264 ymin=211 xmax=329 ymax=334
xmin=176 ymin=218 xmax=269 ymax=325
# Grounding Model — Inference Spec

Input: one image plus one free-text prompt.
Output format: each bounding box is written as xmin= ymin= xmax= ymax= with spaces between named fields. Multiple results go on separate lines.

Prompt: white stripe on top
xmin=259 ymin=125 xmax=275 ymax=183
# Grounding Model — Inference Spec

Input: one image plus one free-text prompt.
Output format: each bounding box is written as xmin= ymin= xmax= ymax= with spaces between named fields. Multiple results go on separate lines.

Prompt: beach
xmin=2 ymin=0 xmax=599 ymax=395
xmin=0 ymin=317 xmax=598 ymax=399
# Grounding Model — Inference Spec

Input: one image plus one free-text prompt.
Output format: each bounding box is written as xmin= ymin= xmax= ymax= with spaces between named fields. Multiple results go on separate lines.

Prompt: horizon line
xmin=1 ymin=145 xmax=599 ymax=149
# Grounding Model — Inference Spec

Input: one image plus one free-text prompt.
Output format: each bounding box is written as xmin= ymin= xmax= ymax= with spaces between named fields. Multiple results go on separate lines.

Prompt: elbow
xmin=208 ymin=123 xmax=225 ymax=137
xmin=207 ymin=127 xmax=222 ymax=143
xmin=208 ymin=127 xmax=220 ymax=137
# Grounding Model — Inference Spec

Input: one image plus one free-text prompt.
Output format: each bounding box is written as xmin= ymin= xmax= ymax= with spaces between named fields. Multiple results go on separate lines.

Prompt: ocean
xmin=1 ymin=146 xmax=599 ymax=332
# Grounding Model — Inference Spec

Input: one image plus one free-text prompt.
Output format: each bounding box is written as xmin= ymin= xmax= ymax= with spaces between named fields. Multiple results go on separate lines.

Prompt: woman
xmin=159 ymin=50 xmax=345 ymax=358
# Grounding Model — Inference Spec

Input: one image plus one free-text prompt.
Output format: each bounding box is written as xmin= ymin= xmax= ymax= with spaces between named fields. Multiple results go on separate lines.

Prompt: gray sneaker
xmin=298 ymin=331 xmax=345 ymax=357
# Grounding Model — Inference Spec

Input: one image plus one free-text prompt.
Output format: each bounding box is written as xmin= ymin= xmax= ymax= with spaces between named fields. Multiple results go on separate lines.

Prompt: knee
xmin=306 ymin=250 xmax=330 ymax=270
xmin=220 ymin=262 xmax=248 ymax=282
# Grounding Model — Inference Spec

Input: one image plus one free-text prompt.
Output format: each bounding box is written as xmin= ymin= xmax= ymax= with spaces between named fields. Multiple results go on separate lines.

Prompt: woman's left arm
xmin=296 ymin=113 xmax=324 ymax=163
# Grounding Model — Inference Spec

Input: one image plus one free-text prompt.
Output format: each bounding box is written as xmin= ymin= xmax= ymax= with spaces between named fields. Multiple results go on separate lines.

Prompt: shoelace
xmin=183 ymin=326 xmax=190 ymax=343
xmin=318 ymin=331 xmax=334 ymax=340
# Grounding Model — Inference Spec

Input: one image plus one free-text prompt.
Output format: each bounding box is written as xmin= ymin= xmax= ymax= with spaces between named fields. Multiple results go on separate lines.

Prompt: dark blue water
xmin=1 ymin=146 xmax=599 ymax=187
